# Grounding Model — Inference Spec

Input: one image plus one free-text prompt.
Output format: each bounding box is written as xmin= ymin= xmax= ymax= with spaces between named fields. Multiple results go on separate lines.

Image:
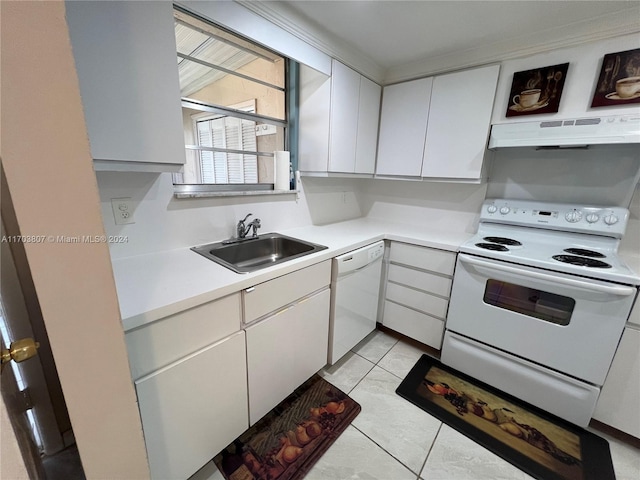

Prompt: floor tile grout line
xmin=344 ymin=358 xmax=377 ymax=395
xmin=376 ymin=338 xmax=400 ymax=365
xmin=350 ymin=423 xmax=424 ymax=478
xmin=348 ymin=340 xmax=441 ymax=479
xmin=419 ymin=422 xmax=444 ymax=479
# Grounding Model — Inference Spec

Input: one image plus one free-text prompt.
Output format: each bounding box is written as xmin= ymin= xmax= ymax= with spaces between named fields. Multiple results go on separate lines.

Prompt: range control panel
xmin=482 ymin=199 xmax=629 ymax=238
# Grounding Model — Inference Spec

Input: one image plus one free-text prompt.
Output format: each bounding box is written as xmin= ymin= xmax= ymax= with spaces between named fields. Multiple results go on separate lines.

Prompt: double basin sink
xmin=192 ymin=233 xmax=328 ymax=273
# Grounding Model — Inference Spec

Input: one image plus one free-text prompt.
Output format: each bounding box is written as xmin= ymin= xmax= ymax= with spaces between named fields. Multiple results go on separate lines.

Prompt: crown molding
xmin=236 ymin=0 xmax=385 ymax=83
xmin=384 ymin=8 xmax=640 ymax=84
xmin=237 ymin=1 xmax=639 ymax=86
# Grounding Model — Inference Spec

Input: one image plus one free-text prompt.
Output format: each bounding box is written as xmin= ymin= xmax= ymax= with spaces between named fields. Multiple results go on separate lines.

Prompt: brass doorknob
xmin=1 ymin=338 xmax=40 ymax=373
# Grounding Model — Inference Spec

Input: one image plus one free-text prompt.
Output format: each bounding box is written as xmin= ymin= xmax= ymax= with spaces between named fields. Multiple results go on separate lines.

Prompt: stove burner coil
xmin=563 ymin=248 xmax=605 ymax=258
xmin=483 ymin=237 xmax=522 ymax=246
xmin=475 ymin=243 xmax=509 ymax=252
xmin=552 ymin=255 xmax=612 ymax=268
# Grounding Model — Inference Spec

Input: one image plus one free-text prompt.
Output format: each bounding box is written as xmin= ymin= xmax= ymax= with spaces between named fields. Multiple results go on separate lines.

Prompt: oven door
xmin=446 ymin=253 xmax=637 ymax=386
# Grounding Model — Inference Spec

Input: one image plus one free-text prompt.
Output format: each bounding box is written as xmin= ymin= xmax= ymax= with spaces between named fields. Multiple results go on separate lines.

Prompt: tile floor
xmin=194 ymin=330 xmax=640 ymax=480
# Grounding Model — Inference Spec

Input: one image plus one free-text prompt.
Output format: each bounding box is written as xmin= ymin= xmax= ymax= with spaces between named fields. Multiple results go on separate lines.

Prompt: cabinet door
xmin=355 ymin=76 xmax=382 ymax=174
xmin=376 ymin=77 xmax=433 ymax=177
xmin=422 ymin=65 xmax=499 ymax=179
xmin=246 ymin=288 xmax=330 ymax=425
xmin=66 ymin=1 xmax=185 ymax=169
xmin=592 ymin=326 xmax=640 ymax=437
xmin=135 ymin=332 xmax=248 ymax=480
xmin=299 ymin=65 xmax=331 ymax=172
xmin=291 ymin=289 xmax=331 ymax=388
xmin=329 ymin=60 xmax=361 ymax=173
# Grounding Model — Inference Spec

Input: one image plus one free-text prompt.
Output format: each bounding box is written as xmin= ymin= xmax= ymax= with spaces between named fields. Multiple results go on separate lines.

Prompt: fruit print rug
xmin=396 ymin=354 xmax=615 ymax=480
xmin=213 ymin=375 xmax=360 ymax=480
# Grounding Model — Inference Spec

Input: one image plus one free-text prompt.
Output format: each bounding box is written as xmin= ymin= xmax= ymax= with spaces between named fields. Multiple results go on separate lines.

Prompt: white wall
xmin=487 ymin=144 xmax=640 ymax=207
xmin=492 ymin=32 xmax=640 ymax=123
xmin=620 ymin=182 xmax=640 ymax=261
xmin=360 ymin=179 xmax=488 ymax=235
xmin=97 ymin=172 xmax=365 ymax=259
xmin=2 ymin=2 xmax=150 ymax=477
xmin=487 ymin=32 xmax=640 ymax=208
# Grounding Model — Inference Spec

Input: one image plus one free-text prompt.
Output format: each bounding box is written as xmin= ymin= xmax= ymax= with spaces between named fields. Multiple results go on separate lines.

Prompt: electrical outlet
xmin=111 ymin=198 xmax=135 ymax=225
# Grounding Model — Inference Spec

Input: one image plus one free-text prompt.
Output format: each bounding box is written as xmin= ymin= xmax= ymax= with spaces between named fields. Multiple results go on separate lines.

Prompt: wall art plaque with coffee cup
xmin=506 ymin=63 xmax=569 ymax=117
xmin=591 ymin=48 xmax=640 ymax=107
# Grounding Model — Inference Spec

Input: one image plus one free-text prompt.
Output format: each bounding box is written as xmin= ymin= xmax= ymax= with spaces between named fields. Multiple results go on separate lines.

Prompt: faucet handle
xmin=250 ymin=218 xmax=261 ymax=236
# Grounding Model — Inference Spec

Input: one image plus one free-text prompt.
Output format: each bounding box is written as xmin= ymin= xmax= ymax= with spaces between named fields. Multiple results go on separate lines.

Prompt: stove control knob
xmin=585 ymin=213 xmax=600 ymax=224
xmin=565 ymin=210 xmax=582 ymax=223
xmin=499 ymin=206 xmax=510 ymax=215
xmin=487 ymin=205 xmax=498 ymax=214
xmin=604 ymin=214 xmax=619 ymax=225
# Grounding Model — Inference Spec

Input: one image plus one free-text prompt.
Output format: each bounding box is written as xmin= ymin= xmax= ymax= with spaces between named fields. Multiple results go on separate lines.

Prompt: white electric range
xmin=442 ymin=199 xmax=639 ymax=427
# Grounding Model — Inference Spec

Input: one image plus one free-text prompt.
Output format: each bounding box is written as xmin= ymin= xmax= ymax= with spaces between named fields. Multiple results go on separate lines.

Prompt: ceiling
xmin=241 ymin=1 xmax=640 ymax=83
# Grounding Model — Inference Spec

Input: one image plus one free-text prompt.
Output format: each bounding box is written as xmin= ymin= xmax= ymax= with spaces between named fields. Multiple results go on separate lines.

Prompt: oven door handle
xmin=459 ymin=255 xmax=637 ymax=297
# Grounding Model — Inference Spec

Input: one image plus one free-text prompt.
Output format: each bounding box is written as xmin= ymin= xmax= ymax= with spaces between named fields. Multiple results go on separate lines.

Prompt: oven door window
xmin=483 ymin=280 xmax=575 ymax=325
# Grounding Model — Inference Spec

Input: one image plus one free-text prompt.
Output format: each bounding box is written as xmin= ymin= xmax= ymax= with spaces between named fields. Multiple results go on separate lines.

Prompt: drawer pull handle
xmin=245 ymin=287 xmax=255 ymax=293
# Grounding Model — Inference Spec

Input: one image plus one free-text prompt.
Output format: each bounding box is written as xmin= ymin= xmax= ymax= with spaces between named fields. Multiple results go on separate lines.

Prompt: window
xmin=172 ymin=7 xmax=294 ymax=192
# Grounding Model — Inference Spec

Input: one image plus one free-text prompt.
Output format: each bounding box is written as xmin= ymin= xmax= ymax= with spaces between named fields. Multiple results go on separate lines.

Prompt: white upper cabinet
xmin=355 ymin=76 xmax=383 ymax=174
xmin=66 ymin=1 xmax=186 ymax=171
xmin=300 ymin=60 xmax=381 ymax=174
xmin=422 ymin=65 xmax=500 ymax=179
xmin=329 ymin=61 xmax=361 ymax=172
xmin=299 ymin=65 xmax=332 ymax=172
xmin=376 ymin=77 xmax=433 ymax=177
xmin=328 ymin=60 xmax=381 ymax=174
xmin=376 ymin=65 xmax=499 ymax=180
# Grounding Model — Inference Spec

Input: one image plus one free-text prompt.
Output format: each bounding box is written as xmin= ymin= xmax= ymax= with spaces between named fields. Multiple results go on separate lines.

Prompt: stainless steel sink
xmin=191 ymin=233 xmax=328 ymax=273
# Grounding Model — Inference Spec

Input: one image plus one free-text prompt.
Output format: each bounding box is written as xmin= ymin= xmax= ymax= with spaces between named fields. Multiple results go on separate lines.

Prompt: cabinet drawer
xmin=136 ymin=331 xmax=248 ymax=480
xmin=382 ymin=300 xmax=444 ymax=349
xmin=244 ymin=260 xmax=331 ymax=324
xmin=389 ymin=243 xmax=455 ymax=275
xmin=386 ymin=282 xmax=448 ymax=319
xmin=126 ymin=293 xmax=241 ymax=379
xmin=387 ymin=264 xmax=452 ymax=298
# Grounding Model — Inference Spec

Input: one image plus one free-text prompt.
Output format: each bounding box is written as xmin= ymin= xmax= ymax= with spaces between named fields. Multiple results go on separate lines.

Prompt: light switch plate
xmin=111 ymin=198 xmax=135 ymax=225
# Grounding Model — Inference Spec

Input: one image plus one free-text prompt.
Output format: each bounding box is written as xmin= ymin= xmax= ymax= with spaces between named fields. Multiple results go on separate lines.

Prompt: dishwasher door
xmin=329 ymin=241 xmax=384 ymax=365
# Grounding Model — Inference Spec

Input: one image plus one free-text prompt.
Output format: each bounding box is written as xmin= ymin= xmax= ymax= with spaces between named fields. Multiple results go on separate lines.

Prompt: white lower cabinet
xmin=135 ymin=331 xmax=248 ymax=480
xmin=246 ymin=288 xmax=331 ymax=425
xmin=593 ymin=326 xmax=640 ymax=437
xmin=382 ymin=242 xmax=455 ymax=348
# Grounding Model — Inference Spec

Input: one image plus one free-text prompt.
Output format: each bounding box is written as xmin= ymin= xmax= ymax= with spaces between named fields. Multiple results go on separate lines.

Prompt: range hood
xmin=489 ymin=114 xmax=640 ymax=149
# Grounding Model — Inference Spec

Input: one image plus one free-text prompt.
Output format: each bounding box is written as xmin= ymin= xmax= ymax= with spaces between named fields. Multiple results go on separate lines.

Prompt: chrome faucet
xmin=236 ymin=213 xmax=261 ymax=240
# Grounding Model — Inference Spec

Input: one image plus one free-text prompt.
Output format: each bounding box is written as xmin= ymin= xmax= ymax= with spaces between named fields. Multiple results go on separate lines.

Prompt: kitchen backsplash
xmin=96 ymin=172 xmax=362 ymax=259
xmin=486 ymin=144 xmax=640 ymax=207
xmin=96 ymin=172 xmax=491 ymax=259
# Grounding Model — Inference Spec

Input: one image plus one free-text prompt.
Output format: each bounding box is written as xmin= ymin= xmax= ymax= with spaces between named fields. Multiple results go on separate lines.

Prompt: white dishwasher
xmin=329 ymin=241 xmax=385 ymax=365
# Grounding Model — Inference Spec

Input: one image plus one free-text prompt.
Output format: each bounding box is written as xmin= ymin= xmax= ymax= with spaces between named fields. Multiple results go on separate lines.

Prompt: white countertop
xmin=112 ymin=218 xmax=473 ymax=331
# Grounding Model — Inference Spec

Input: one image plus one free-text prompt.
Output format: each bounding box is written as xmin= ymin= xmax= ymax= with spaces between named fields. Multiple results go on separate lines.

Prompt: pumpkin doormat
xmin=396 ymin=354 xmax=615 ymax=480
xmin=214 ymin=375 xmax=360 ymax=480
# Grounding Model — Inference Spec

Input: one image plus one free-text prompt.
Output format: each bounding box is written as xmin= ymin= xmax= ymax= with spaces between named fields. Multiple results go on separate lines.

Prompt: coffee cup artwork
xmin=614 ymin=76 xmax=640 ymax=99
xmin=512 ymin=89 xmax=541 ymax=109
xmin=506 ymin=63 xmax=568 ymax=117
xmin=592 ymin=48 xmax=640 ymax=107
